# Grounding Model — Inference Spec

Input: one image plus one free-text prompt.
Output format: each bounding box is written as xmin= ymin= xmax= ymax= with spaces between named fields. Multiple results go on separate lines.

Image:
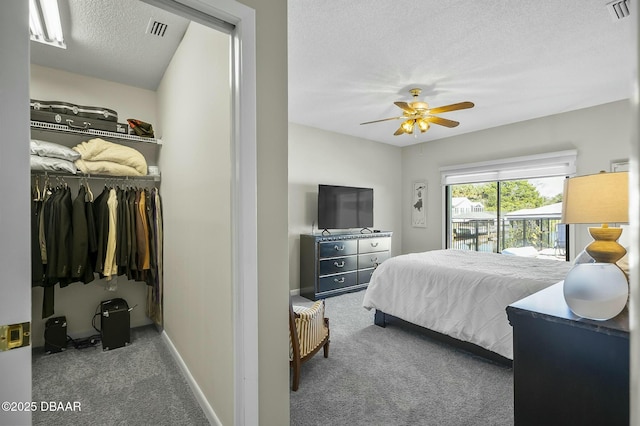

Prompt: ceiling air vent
xmin=606 ymin=0 xmax=630 ymax=21
xmin=146 ymin=19 xmax=168 ymax=37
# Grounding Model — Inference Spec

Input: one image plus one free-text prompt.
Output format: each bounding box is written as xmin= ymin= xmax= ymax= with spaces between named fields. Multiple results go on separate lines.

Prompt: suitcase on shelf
xmin=30 ymin=109 xmax=129 ymax=134
xmin=100 ymin=298 xmax=131 ymax=351
xmin=31 ymin=99 xmax=118 ymax=122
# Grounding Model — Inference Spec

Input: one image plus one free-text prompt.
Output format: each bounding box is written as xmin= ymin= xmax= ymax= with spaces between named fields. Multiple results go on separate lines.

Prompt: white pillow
xmin=30 ymin=139 xmax=81 ymax=161
xmin=30 ymin=155 xmax=77 ymax=174
xmin=502 ymin=246 xmax=539 ymax=257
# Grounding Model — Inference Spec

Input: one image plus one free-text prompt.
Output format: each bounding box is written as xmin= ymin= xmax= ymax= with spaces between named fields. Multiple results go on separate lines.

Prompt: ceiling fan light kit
xmin=361 ymin=88 xmax=474 ymax=137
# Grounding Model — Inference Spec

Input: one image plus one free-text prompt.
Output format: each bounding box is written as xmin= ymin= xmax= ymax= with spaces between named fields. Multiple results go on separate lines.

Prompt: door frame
xmin=155 ymin=1 xmax=258 ymax=424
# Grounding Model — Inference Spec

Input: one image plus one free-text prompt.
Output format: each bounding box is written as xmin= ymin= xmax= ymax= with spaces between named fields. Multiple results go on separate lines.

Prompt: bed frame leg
xmin=374 ymin=310 xmax=386 ymax=327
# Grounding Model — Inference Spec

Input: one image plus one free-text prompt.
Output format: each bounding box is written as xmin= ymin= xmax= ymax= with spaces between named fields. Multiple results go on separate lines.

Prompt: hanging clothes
xmin=134 ymin=189 xmax=151 ymax=282
xmin=34 ymin=183 xmax=73 ymax=317
xmin=85 ymin=183 xmax=98 ymax=280
xmin=146 ymin=187 xmax=163 ymax=326
xmin=93 ymin=186 xmax=110 ymax=276
xmin=31 ymin=177 xmax=163 ymax=320
xmin=70 ymin=185 xmax=89 ymax=281
xmin=103 ymin=188 xmax=118 ymax=280
xmin=126 ymin=188 xmax=138 ymax=280
xmin=116 ymin=188 xmax=129 ymax=277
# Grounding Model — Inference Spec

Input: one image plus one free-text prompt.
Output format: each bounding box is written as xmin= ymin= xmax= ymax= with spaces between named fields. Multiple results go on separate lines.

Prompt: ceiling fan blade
xmin=427 ymin=101 xmax=475 ymax=115
xmin=360 ymin=116 xmax=404 ymax=125
xmin=393 ymin=126 xmax=405 ymax=136
xmin=394 ymin=101 xmax=416 ymax=114
xmin=425 ymin=115 xmax=460 ymax=128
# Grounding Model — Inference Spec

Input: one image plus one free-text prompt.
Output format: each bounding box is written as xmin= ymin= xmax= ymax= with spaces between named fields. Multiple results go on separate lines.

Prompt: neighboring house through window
xmin=440 ymin=151 xmax=577 ymax=261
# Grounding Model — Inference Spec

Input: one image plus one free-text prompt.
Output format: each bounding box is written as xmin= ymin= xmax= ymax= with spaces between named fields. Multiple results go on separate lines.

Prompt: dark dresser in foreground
xmin=507 ymin=281 xmax=629 ymax=426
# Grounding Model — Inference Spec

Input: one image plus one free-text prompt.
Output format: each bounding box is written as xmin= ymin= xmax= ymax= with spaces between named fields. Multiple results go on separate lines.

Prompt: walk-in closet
xmin=27 ymin=0 xmax=236 ymax=423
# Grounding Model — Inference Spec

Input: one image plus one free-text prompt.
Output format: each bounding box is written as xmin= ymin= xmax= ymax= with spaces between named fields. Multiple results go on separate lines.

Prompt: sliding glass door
xmin=446 ymin=175 xmax=568 ymax=261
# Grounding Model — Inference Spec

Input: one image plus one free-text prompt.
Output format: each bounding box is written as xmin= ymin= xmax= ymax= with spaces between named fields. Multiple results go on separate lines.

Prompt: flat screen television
xmin=317 ymin=184 xmax=373 ymax=230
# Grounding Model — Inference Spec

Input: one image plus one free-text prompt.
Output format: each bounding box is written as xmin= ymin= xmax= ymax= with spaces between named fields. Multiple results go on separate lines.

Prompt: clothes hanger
xmin=85 ymin=176 xmax=94 ymax=202
xmin=43 ymin=174 xmax=51 ymax=197
xmin=33 ymin=175 xmax=41 ymax=201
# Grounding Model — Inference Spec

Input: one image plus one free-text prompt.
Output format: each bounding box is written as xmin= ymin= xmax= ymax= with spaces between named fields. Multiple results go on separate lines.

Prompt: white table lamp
xmin=561 ymin=171 xmax=629 ymax=320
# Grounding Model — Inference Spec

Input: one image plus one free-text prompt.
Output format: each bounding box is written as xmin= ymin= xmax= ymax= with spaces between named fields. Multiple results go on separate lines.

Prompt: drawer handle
xmin=371 ymin=242 xmax=379 ymax=247
xmin=334 ymin=277 xmax=345 ymax=283
xmin=334 ymin=245 xmax=345 ymax=251
xmin=371 ymin=257 xmax=378 ymax=263
xmin=334 ymin=261 xmax=345 ymax=268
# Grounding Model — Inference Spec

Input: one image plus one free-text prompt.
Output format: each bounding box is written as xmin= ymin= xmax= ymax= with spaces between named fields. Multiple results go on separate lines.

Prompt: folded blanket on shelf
xmin=73 ymin=138 xmax=148 ymax=176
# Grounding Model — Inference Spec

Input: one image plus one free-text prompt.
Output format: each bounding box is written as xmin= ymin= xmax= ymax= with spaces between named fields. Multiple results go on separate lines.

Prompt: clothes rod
xmin=31 ymin=172 xmax=160 ymax=182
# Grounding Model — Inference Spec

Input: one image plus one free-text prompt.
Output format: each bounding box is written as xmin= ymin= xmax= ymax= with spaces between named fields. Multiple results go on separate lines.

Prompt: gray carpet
xmin=290 ymin=291 xmax=514 ymax=426
xmin=32 ymin=325 xmax=208 ymax=426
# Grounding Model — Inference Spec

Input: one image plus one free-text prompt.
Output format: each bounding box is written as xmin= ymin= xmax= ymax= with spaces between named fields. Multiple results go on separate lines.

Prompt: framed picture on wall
xmin=611 ymin=159 xmax=629 ymax=172
xmin=412 ymin=181 xmax=427 ymax=228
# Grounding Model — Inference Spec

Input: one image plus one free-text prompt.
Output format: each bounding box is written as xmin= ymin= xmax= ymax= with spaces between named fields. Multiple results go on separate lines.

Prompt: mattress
xmin=362 ymin=249 xmax=572 ymax=359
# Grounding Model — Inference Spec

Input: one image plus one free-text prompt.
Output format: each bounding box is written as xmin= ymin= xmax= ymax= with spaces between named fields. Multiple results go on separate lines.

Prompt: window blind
xmin=440 ymin=150 xmax=577 ymax=185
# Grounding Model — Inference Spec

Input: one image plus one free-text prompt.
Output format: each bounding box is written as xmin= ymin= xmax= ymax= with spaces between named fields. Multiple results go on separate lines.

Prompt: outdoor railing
xmin=451 ymin=218 xmax=565 ymax=254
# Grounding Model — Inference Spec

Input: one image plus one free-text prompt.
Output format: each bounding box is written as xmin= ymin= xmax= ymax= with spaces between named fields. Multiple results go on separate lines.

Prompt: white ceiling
xmin=31 ymin=1 xmax=634 ymax=148
xmin=288 ymin=0 xmax=635 ymax=147
xmin=30 ymin=0 xmax=189 ymax=91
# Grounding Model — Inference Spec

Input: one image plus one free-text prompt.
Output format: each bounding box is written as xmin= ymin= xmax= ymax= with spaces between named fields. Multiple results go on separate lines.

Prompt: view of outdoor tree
xmin=451 ymin=180 xmax=549 ymax=212
xmin=450 ymin=179 xmax=566 ymax=255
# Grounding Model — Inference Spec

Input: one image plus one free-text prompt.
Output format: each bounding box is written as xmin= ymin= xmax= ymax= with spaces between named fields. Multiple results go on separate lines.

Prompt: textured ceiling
xmin=288 ymin=0 xmax=635 ymax=146
xmin=31 ymin=1 xmax=634 ymax=148
xmin=30 ymin=0 xmax=189 ymax=91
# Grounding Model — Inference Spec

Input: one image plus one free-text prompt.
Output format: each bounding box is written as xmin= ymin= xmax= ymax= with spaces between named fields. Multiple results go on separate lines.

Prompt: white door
xmin=0 ymin=2 xmax=33 ymax=426
xmin=0 ymin=1 xmax=258 ymax=425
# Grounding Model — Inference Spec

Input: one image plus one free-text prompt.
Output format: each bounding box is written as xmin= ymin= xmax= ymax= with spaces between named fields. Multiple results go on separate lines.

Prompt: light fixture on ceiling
xmin=400 ymin=117 xmax=430 ymax=139
xmin=416 ymin=118 xmax=429 ymax=133
xmin=360 ymin=88 xmax=474 ymax=137
xmin=401 ymin=120 xmax=414 ymax=134
xmin=29 ymin=0 xmax=66 ymax=49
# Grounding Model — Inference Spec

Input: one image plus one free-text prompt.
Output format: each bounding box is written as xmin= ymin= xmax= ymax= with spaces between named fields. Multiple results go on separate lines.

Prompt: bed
xmin=362 ymin=249 xmax=572 ymax=361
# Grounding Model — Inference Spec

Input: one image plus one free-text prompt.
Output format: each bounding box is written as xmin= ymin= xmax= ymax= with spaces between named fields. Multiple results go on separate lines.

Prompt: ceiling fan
xmin=360 ymin=88 xmax=474 ymax=136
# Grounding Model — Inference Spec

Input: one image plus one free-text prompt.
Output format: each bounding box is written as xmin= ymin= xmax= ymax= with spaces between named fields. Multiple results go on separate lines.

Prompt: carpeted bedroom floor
xmin=290 ymin=291 xmax=514 ymax=426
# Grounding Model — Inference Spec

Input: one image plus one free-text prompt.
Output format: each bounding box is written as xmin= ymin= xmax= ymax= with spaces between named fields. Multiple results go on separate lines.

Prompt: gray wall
xmin=288 ymin=123 xmax=403 ymax=292
xmin=400 ymin=100 xmax=632 ymax=257
xmin=156 ymin=22 xmax=234 ymax=425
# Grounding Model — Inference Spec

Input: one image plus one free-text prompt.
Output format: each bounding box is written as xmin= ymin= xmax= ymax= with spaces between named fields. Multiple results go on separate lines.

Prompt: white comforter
xmin=362 ymin=249 xmax=572 ymax=359
xmin=73 ymin=138 xmax=148 ymax=176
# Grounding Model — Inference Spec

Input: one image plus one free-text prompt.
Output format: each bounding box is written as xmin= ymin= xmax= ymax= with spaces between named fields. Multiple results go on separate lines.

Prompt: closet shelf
xmin=30 ymin=120 xmax=162 ymax=145
xmin=31 ymin=170 xmax=161 ymax=182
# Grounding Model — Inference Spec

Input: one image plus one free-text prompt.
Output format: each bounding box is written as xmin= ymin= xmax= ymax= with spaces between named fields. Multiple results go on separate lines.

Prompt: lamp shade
xmin=561 ymin=171 xmax=628 ymax=224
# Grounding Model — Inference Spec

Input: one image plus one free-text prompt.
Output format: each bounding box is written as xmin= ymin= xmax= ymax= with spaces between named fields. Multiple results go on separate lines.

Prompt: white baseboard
xmin=161 ymin=331 xmax=222 ymax=426
xmin=290 ymin=288 xmax=300 ymax=296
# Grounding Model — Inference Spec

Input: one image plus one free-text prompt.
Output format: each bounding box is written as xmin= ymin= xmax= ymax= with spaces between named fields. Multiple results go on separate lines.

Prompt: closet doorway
xmin=0 ymin=0 xmax=258 ymax=424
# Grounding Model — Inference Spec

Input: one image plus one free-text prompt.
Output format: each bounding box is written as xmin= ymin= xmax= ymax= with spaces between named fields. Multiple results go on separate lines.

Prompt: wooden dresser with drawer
xmin=299 ymin=231 xmax=392 ymax=300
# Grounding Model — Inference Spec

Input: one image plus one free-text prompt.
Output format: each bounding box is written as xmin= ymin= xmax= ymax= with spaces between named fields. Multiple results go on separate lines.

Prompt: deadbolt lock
xmin=0 ymin=322 xmax=30 ymax=351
